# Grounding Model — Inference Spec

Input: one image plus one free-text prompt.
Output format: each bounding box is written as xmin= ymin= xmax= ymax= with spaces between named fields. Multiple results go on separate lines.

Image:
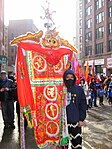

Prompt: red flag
xmin=72 ymin=53 xmax=78 ymax=73
xmin=16 ymin=46 xmax=34 ymax=109
xmin=72 ymin=53 xmax=84 ymax=84
xmin=75 ymin=65 xmax=79 ymax=84
xmin=75 ymin=64 xmax=80 ymax=84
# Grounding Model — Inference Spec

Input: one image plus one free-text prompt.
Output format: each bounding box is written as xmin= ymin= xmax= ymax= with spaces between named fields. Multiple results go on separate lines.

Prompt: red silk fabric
xmin=16 ymin=41 xmax=73 ymax=147
xmin=18 ymin=42 xmax=73 ymax=65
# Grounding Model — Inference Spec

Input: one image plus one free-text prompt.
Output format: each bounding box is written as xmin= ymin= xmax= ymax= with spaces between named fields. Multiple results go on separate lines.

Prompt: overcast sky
xmin=4 ymin=0 xmax=76 ymax=44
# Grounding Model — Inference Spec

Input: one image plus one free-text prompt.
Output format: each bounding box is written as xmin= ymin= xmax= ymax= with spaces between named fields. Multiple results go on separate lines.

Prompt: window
xmin=86 ymin=6 xmax=92 ymax=16
xmin=86 ymin=32 xmax=92 ymax=42
xmin=96 ymin=12 xmax=104 ymax=24
xmin=79 ymin=53 xmax=82 ymax=59
xmin=79 ymin=3 xmax=82 ymax=10
xmin=96 ymin=26 xmax=104 ymax=39
xmin=86 ymin=19 xmax=92 ymax=28
xmin=96 ymin=43 xmax=103 ymax=54
xmin=109 ymin=7 xmax=112 ymax=18
xmin=109 ymin=23 xmax=112 ymax=34
xmin=109 ymin=40 xmax=112 ymax=51
xmin=96 ymin=0 xmax=99 ymax=10
xmin=96 ymin=15 xmax=99 ymax=24
xmin=80 ymin=45 xmax=82 ymax=51
xmin=79 ymin=11 xmax=82 ymax=18
xmin=80 ymin=36 xmax=82 ymax=43
xmin=86 ymin=0 xmax=91 ymax=4
xmin=79 ymin=20 xmax=82 ymax=26
xmin=96 ymin=0 xmax=104 ymax=10
xmin=79 ymin=28 xmax=82 ymax=34
xmin=85 ymin=46 xmax=92 ymax=56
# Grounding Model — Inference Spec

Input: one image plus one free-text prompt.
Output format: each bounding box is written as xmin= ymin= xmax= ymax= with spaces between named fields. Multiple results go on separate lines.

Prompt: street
xmin=83 ymin=99 xmax=112 ymax=149
xmin=0 ymin=99 xmax=112 ymax=149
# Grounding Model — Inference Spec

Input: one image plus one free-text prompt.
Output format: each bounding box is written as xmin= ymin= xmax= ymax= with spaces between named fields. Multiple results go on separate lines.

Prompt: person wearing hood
xmin=63 ymin=69 xmax=87 ymax=149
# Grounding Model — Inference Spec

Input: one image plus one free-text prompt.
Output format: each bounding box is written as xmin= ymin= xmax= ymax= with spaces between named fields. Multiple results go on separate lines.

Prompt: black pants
xmin=16 ymin=101 xmax=27 ymax=129
xmin=62 ymin=123 xmax=82 ymax=149
xmin=99 ymin=96 xmax=103 ymax=104
xmin=1 ymin=100 xmax=14 ymax=126
xmin=109 ymin=97 xmax=112 ymax=103
xmin=68 ymin=124 xmax=82 ymax=149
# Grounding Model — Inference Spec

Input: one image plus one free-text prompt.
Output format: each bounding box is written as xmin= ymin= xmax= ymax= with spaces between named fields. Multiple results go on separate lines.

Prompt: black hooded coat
xmin=63 ymin=69 xmax=87 ymax=123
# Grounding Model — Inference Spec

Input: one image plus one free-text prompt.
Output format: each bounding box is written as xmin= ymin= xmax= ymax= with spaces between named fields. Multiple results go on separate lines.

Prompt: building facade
xmin=82 ymin=0 xmax=112 ymax=76
xmin=4 ymin=26 xmax=8 ymax=57
xmin=0 ymin=0 xmax=8 ymax=71
xmin=74 ymin=0 xmax=83 ymax=66
xmin=8 ymin=19 xmax=38 ymax=71
xmin=0 ymin=0 xmax=4 ymax=53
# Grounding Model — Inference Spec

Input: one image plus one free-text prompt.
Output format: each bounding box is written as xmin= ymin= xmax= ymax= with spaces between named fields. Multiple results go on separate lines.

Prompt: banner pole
xmin=20 ymin=107 xmax=26 ymax=149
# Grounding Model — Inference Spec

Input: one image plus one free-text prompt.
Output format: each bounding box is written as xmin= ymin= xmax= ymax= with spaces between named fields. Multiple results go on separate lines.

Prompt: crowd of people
xmin=79 ymin=73 xmax=112 ymax=109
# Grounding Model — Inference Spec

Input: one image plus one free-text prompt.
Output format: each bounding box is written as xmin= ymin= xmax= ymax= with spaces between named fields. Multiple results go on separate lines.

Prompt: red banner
xmin=16 ymin=41 xmax=73 ymax=147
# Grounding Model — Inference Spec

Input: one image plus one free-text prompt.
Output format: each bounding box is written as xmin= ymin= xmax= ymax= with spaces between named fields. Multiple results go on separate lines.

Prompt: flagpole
xmin=20 ymin=107 xmax=26 ymax=149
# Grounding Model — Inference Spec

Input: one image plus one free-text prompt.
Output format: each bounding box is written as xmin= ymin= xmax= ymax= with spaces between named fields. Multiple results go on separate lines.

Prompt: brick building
xmin=82 ymin=0 xmax=112 ymax=76
xmin=8 ymin=19 xmax=38 ymax=69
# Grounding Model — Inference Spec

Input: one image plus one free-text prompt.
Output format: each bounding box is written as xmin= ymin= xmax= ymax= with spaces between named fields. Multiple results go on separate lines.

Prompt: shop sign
xmin=84 ymin=60 xmax=94 ymax=66
xmin=0 ymin=56 xmax=8 ymax=64
xmin=107 ymin=58 xmax=112 ymax=68
xmin=95 ymin=59 xmax=104 ymax=65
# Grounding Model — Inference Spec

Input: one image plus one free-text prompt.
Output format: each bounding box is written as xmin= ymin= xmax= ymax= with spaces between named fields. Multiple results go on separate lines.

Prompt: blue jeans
xmin=1 ymin=100 xmax=14 ymax=126
xmin=91 ymin=93 xmax=97 ymax=107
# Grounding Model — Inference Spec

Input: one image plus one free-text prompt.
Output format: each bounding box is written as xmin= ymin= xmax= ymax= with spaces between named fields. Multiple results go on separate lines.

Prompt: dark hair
xmin=91 ymin=78 xmax=95 ymax=81
xmin=80 ymin=78 xmax=85 ymax=84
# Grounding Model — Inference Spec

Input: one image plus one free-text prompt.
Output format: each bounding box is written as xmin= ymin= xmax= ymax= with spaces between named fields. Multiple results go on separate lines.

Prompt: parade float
xmin=11 ymin=1 xmax=82 ymax=149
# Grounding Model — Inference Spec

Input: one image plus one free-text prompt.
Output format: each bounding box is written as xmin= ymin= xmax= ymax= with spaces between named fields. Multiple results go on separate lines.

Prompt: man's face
xmin=1 ymin=75 xmax=6 ymax=80
xmin=66 ymin=74 xmax=74 ymax=80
